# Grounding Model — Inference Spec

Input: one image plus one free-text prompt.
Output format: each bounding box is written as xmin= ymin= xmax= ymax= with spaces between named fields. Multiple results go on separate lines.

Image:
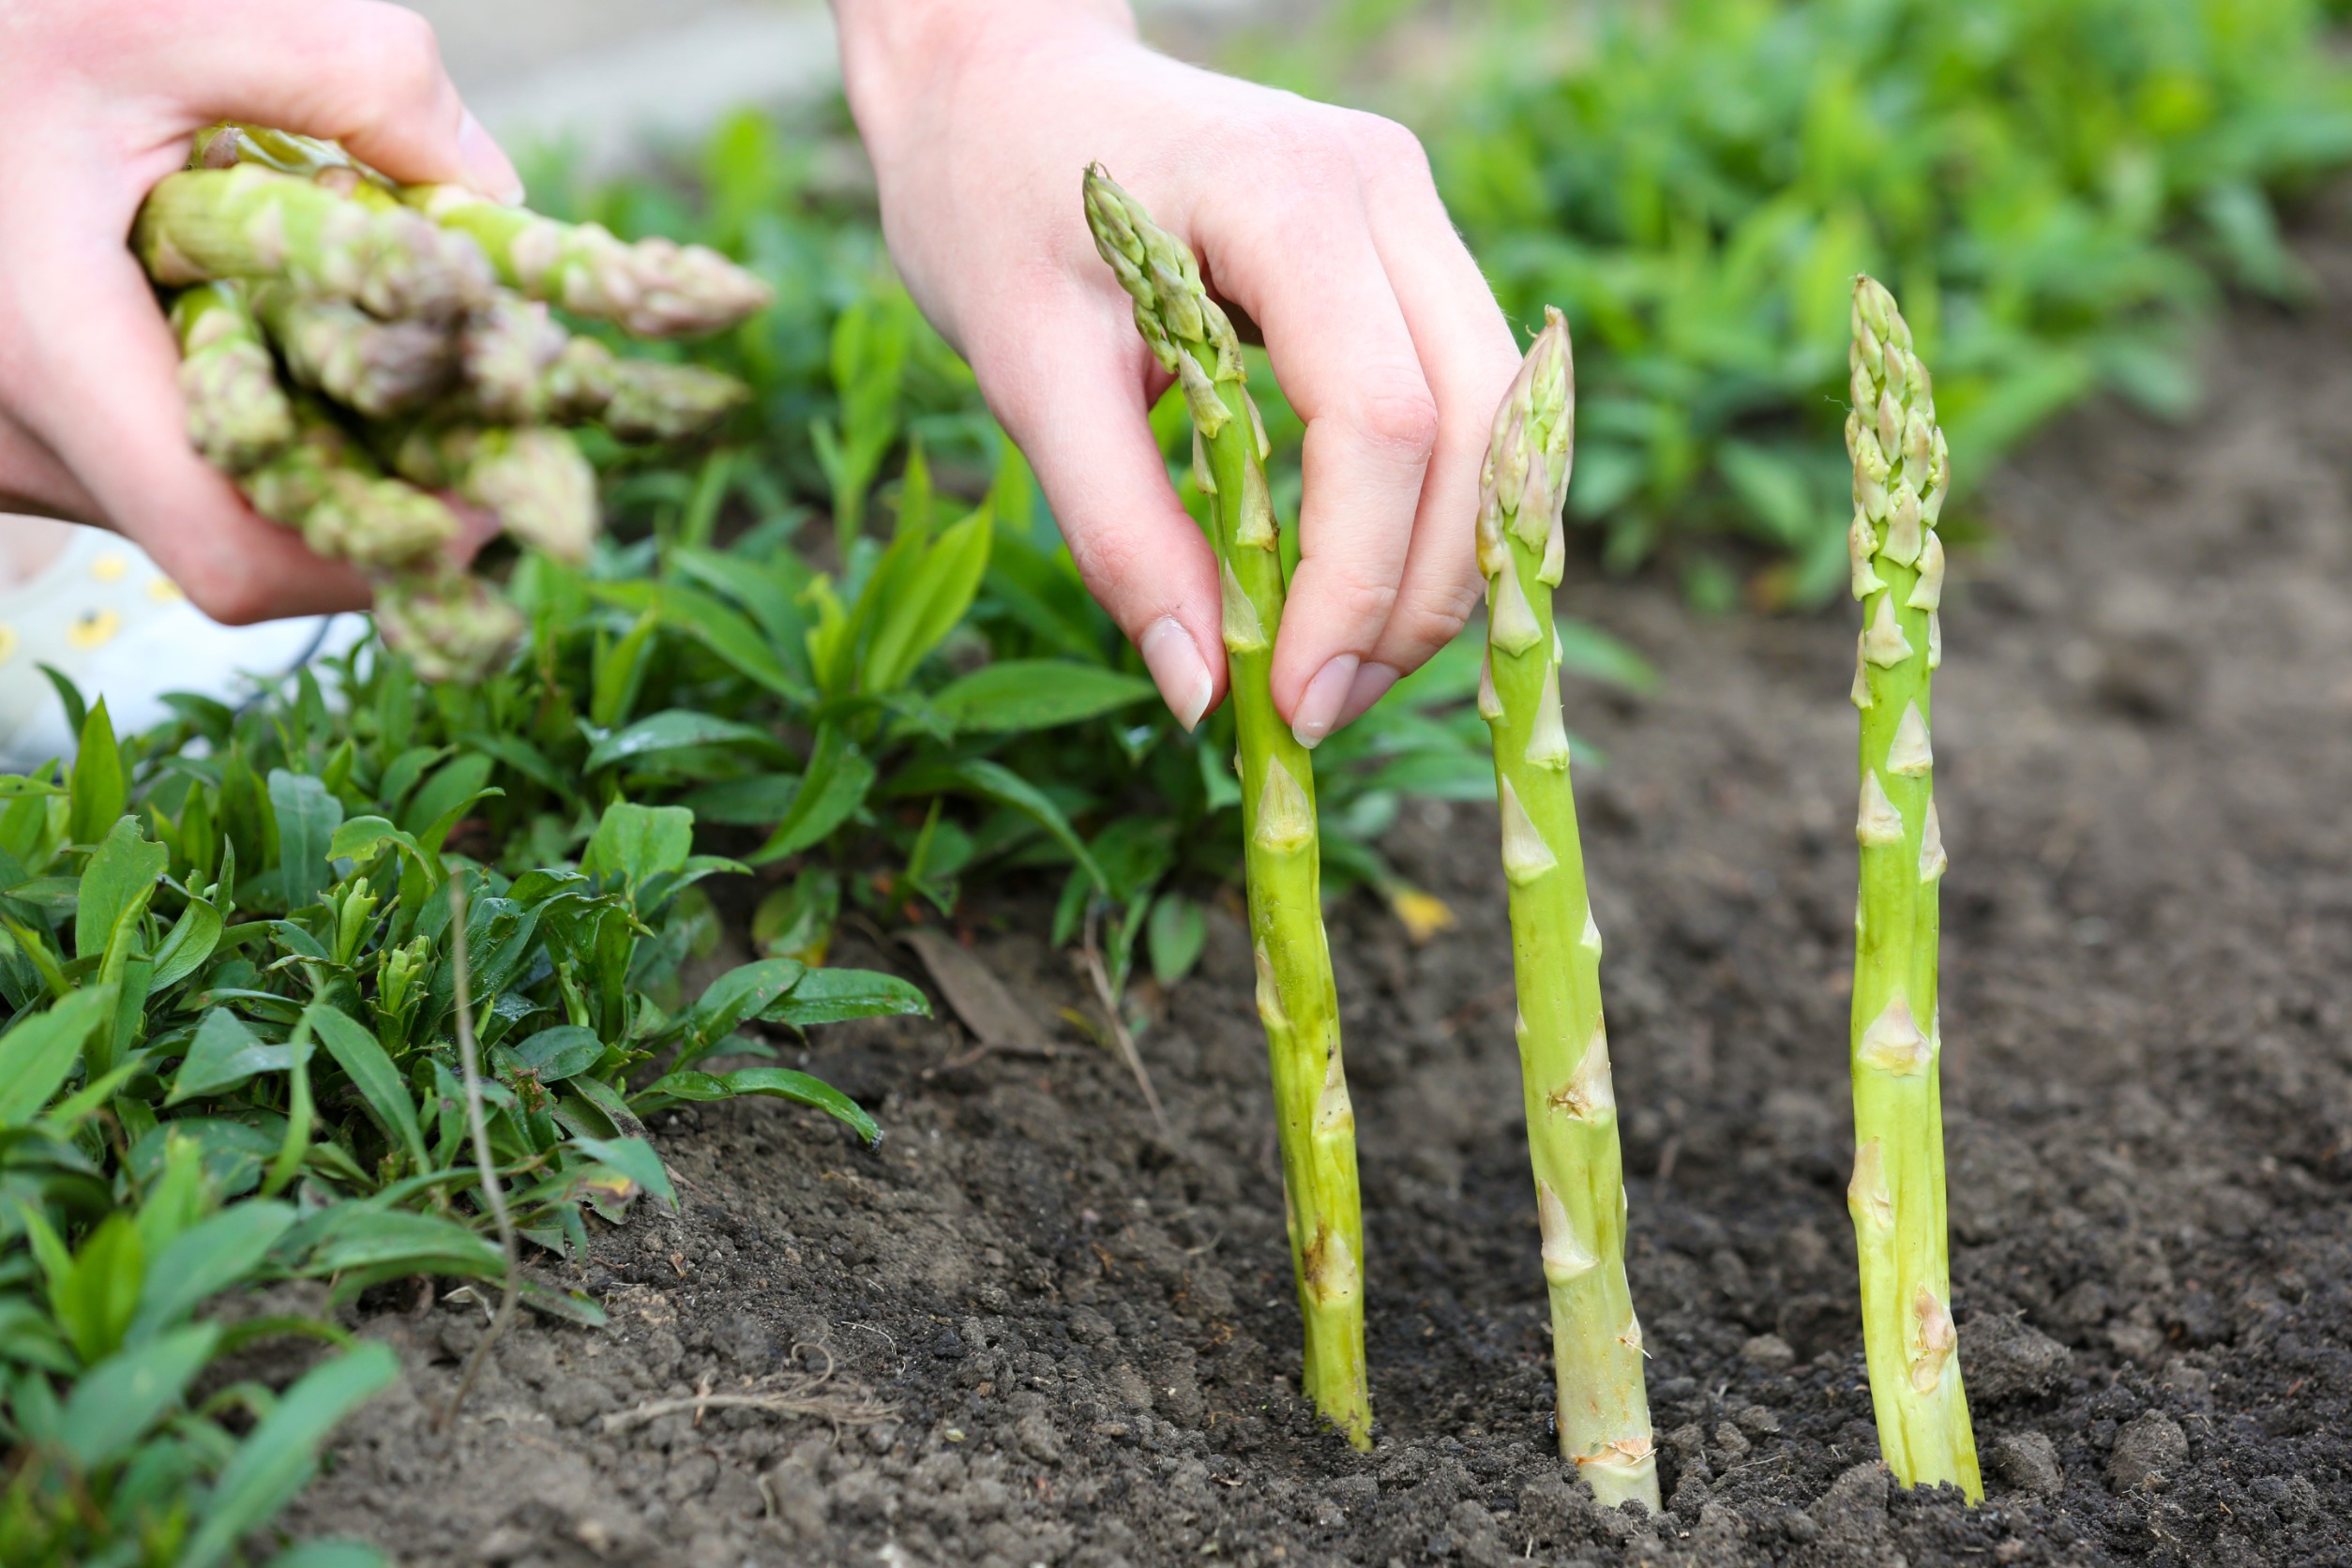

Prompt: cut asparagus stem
xmin=240 ymin=399 xmax=459 ymax=569
xmin=382 ymin=423 xmax=598 ymax=565
xmin=169 ymin=281 xmax=294 ymax=474
xmin=401 ymin=184 xmax=773 ymax=339
xmin=371 ymin=568 xmax=525 ymax=684
xmin=1844 ymin=275 xmax=1981 ymax=1501
xmin=1479 ymin=309 xmax=1658 ymax=1511
xmin=135 ymin=167 xmax=492 ymax=322
xmin=1083 ymin=164 xmax=1371 ymax=1450
xmin=249 ymin=281 xmax=456 ymax=417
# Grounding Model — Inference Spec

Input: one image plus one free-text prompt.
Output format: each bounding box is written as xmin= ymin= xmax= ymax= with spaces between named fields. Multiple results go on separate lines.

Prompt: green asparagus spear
xmin=135 ymin=166 xmax=492 ymax=322
xmin=169 ymin=282 xmax=294 ymax=474
xmin=240 ymin=399 xmax=458 ymax=569
xmin=456 ymin=294 xmax=574 ymax=424
xmin=1843 ymin=276 xmax=1980 ymax=1500
xmin=382 ymin=423 xmax=597 ymax=565
xmin=249 ymin=281 xmax=456 ymax=417
xmin=1083 ymin=165 xmax=1370 ymax=1449
xmin=401 ymin=184 xmax=772 ymax=339
xmin=455 ymin=316 xmax=746 ymax=440
xmin=372 ymin=568 xmax=526 ymax=684
xmin=1478 ymin=309 xmax=1658 ymax=1509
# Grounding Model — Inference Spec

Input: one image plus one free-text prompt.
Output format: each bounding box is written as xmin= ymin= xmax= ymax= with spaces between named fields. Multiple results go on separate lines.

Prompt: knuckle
xmin=1345 ymin=378 xmax=1441 ymax=462
xmin=1386 ymin=579 xmax=1480 ymax=657
xmin=1314 ymin=569 xmax=1400 ymax=631
xmin=1347 ymin=113 xmax=1432 ymax=180
xmin=358 ymin=6 xmax=451 ymax=106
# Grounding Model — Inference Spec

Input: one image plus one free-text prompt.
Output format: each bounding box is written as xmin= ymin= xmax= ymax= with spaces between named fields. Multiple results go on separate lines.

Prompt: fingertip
xmin=1139 ymin=615 xmax=1215 ymax=732
xmin=1334 ymin=660 xmax=1401 ymax=731
xmin=1289 ymin=653 xmax=1361 ymax=750
xmin=457 ymin=112 xmax=525 ymax=206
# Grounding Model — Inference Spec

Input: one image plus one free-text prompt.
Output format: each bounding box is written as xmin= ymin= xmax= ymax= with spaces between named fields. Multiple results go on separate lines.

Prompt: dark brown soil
xmin=283 ymin=229 xmax=2352 ymax=1567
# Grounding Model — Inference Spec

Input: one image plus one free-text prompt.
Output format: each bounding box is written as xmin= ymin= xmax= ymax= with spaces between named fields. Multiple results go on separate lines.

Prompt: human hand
xmin=0 ymin=0 xmax=521 ymax=624
xmin=836 ymin=0 xmax=1521 ymax=744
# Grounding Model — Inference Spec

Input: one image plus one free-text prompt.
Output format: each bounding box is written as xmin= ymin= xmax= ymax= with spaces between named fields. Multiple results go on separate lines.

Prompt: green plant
xmin=1842 ymin=276 xmax=1979 ymax=1499
xmin=1239 ymin=0 xmax=2352 ymax=598
xmin=0 ymin=669 xmax=919 ymax=1563
xmin=1477 ymin=309 xmax=1655 ymax=1509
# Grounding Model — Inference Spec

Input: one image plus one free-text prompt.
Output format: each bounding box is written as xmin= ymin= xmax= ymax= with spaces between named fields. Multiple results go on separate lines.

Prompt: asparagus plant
xmin=1843 ymin=275 xmax=1981 ymax=1500
xmin=1083 ymin=165 xmax=1371 ymax=1449
xmin=1478 ymin=309 xmax=1657 ymax=1509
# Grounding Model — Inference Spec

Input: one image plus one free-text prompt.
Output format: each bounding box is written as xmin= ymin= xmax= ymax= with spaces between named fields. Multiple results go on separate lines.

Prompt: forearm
xmin=830 ymin=0 xmax=1137 ymax=155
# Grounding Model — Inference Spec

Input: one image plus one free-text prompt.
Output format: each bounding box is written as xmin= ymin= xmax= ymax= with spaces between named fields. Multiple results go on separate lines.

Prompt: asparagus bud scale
xmin=1083 ymin=165 xmax=1372 ymax=1449
xmin=1478 ymin=309 xmax=1657 ymax=1510
xmin=1843 ymin=275 xmax=1981 ymax=1500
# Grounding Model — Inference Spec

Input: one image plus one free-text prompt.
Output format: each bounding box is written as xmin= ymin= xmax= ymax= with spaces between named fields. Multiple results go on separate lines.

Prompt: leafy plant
xmin=1236 ymin=0 xmax=2352 ymax=600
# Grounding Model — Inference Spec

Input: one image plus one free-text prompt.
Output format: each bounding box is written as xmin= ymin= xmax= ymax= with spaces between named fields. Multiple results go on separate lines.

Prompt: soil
xmin=280 ymin=225 xmax=2352 ymax=1567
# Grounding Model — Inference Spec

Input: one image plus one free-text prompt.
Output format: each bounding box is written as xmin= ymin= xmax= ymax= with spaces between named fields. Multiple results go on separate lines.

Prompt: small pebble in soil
xmin=1986 ymin=1430 xmax=2065 ymax=1497
xmin=2107 ymin=1410 xmax=2189 ymax=1492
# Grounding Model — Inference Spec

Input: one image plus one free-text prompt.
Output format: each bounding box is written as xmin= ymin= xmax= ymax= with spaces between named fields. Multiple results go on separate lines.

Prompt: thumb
xmin=165 ymin=0 xmax=521 ymax=202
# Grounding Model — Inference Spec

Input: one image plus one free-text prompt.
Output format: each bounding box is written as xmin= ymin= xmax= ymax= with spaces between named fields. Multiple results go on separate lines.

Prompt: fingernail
xmin=1335 ymin=661 xmax=1401 ymax=730
xmin=1140 ymin=617 xmax=1214 ymax=732
xmin=458 ymin=111 xmax=525 ymax=205
xmin=1289 ymin=654 xmax=1361 ymax=750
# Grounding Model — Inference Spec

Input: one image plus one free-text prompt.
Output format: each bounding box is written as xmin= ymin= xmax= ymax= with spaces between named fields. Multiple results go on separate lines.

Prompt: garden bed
xmin=279 ymin=216 xmax=2352 ymax=1568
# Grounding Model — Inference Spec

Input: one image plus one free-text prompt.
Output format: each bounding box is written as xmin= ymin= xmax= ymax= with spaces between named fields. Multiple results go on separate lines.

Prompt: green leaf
xmin=267 ymin=770 xmax=343 ymax=912
xmin=129 ymin=1202 xmax=297 ymax=1343
xmin=603 ymin=578 xmax=811 ymax=703
xmin=717 ymin=1067 xmax=881 ymax=1147
xmin=177 ymin=1342 xmax=400 ymax=1568
xmin=584 ymin=709 xmax=785 ymax=772
xmin=692 ymin=957 xmax=807 ymax=1041
xmin=927 ymin=758 xmax=1107 ymax=894
xmin=570 ymin=1134 xmax=678 ymax=1212
xmin=0 ymin=986 xmax=114 ymax=1125
xmin=929 ymin=659 xmax=1157 ymax=734
xmin=680 ymin=774 xmax=804 ymax=826
xmin=67 ymin=700 xmax=123 ymax=849
xmin=1148 ymin=892 xmax=1208 ymax=988
xmin=265 ymin=1544 xmax=389 ymax=1568
xmin=74 ymin=816 xmax=166 ymax=958
xmin=863 ymin=505 xmax=993 ymax=693
xmin=59 ymin=1322 xmax=220 ymax=1470
xmin=168 ymin=1007 xmax=296 ymax=1106
xmin=761 ymin=968 xmax=928 ymax=1027
xmin=150 ymin=895 xmax=223 ymax=990
xmin=582 ymin=802 xmax=696 ymax=890
xmin=301 ymin=1212 xmax=504 ymax=1277
xmin=509 ymin=1024 xmax=604 ymax=1082
xmin=401 ymin=753 xmax=494 ymax=840
xmin=308 ymin=1006 xmax=429 ymax=1175
xmin=747 ymin=728 xmax=873 ymax=865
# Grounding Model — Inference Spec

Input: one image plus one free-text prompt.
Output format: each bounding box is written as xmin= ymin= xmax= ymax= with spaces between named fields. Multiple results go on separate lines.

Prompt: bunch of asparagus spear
xmin=139 ymin=124 xmax=770 ymax=680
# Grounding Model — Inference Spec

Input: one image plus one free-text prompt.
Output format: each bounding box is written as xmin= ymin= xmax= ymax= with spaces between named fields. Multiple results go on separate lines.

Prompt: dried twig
xmin=601 ymin=1340 xmax=893 ymax=1434
xmin=1081 ymin=902 xmax=1169 ymax=1139
xmin=439 ymin=876 xmax=521 ymax=1431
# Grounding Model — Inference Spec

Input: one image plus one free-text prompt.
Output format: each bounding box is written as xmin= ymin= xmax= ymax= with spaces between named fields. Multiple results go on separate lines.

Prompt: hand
xmin=0 ymin=0 xmax=521 ymax=624
xmin=837 ymin=1 xmax=1521 ymax=744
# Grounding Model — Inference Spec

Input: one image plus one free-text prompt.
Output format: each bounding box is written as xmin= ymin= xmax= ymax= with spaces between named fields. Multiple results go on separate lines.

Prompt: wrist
xmin=831 ymin=0 xmax=1137 ymax=158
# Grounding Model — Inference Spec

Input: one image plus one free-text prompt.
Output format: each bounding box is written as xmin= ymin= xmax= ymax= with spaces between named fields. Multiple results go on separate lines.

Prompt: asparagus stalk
xmin=1843 ymin=276 xmax=1981 ymax=1500
xmin=381 ymin=423 xmax=598 ymax=565
xmin=401 ymin=184 xmax=772 ymax=339
xmin=239 ymin=399 xmax=459 ymax=569
xmin=1082 ymin=165 xmax=1370 ymax=1449
xmin=169 ymin=282 xmax=294 ymax=474
xmin=456 ymin=314 xmax=747 ymax=439
xmin=372 ymin=569 xmax=526 ymax=684
xmin=134 ymin=166 xmax=492 ymax=322
xmin=457 ymin=294 xmax=574 ymax=424
xmin=1478 ymin=309 xmax=1658 ymax=1509
xmin=249 ymin=281 xmax=456 ymax=417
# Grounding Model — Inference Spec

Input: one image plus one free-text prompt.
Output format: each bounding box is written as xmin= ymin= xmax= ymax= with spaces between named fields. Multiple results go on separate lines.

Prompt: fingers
xmin=1339 ymin=114 xmax=1524 ymax=725
xmin=1191 ymin=147 xmax=1439 ymax=746
xmin=7 ymin=222 xmax=369 ymax=623
xmin=159 ymin=0 xmax=520 ymax=201
xmin=974 ymin=299 xmax=1225 ymax=731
